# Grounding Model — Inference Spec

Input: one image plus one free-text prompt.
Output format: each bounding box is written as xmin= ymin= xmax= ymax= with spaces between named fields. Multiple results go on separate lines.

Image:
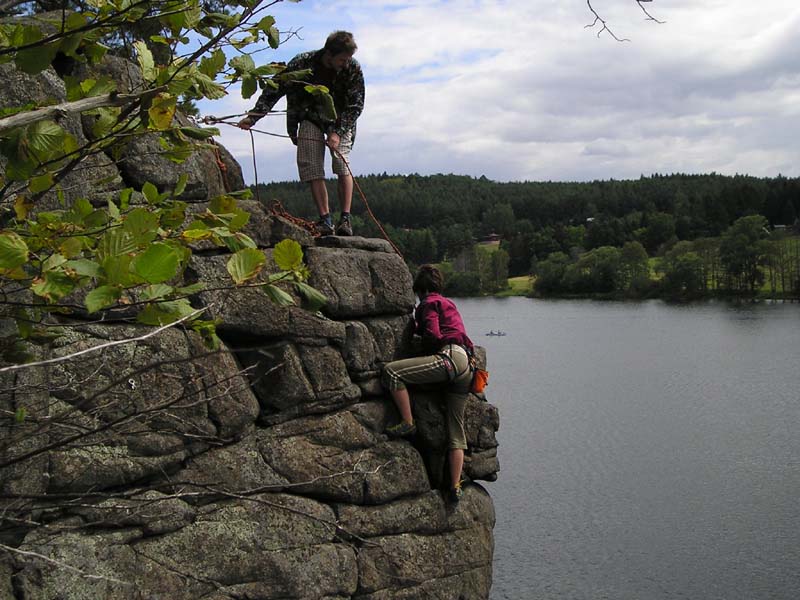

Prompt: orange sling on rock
xmin=471 ymin=368 xmax=489 ymax=394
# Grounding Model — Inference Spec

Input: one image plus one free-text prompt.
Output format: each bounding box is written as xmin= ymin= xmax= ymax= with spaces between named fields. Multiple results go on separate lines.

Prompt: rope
xmin=269 ymin=199 xmax=318 ymax=236
xmin=249 ymin=129 xmax=260 ymax=204
xmin=210 ymin=140 xmax=230 ymax=192
xmin=332 ymin=148 xmax=404 ymax=257
xmin=201 ymin=113 xmax=403 ymax=256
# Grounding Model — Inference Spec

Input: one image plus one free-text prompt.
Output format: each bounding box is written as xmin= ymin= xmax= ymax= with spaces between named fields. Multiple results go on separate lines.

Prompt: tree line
xmin=255 ymin=172 xmax=800 ymax=298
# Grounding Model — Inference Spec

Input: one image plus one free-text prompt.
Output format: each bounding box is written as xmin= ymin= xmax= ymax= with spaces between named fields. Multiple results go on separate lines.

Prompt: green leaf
xmin=173 ymin=173 xmax=188 ymax=197
xmin=108 ymin=199 xmax=120 ymax=221
xmin=28 ymin=173 xmax=53 ymax=193
xmin=209 ymin=195 xmax=236 ymax=215
xmin=159 ymin=201 xmax=186 ymax=229
xmin=178 ymin=126 xmax=219 ymax=140
xmin=241 ymin=74 xmax=257 ymax=99
xmin=65 ymin=11 xmax=88 ymax=31
xmin=27 ymin=120 xmax=66 ymax=157
xmin=175 ymin=282 xmax=205 ymax=295
xmin=183 ymin=4 xmax=202 ymax=29
xmin=142 ymin=181 xmax=160 ymax=205
xmin=273 ymin=238 xmax=303 ymax=271
xmin=83 ymin=41 xmax=108 ymax=63
xmin=137 ymin=299 xmax=195 ymax=325
xmin=199 ymin=49 xmax=226 ymax=78
xmin=31 ymin=270 xmax=74 ymax=302
xmin=42 ymin=252 xmax=68 ymax=272
xmin=181 ymin=228 xmax=212 ymax=241
xmin=131 ymin=243 xmax=180 ymax=284
xmin=134 ymin=40 xmax=156 ymax=82
xmin=15 ymin=42 xmax=59 ymax=75
xmin=229 ymin=54 xmax=255 ymax=74
xmin=293 ymin=281 xmax=327 ymax=312
xmin=229 ymin=209 xmax=250 ymax=232
xmin=97 ymin=228 xmax=137 ymax=261
xmin=267 ymin=26 xmax=280 ymax=49
xmin=91 ymin=106 xmax=121 ymax=139
xmin=119 ymin=188 xmax=133 ymax=210
xmin=14 ymin=407 xmax=27 ymax=424
xmin=221 ymin=232 xmax=256 ymax=252
xmin=13 ymin=195 xmax=33 ymax=220
xmin=59 ymin=237 xmax=83 ymax=258
xmin=141 ymin=283 xmax=173 ymax=300
xmin=191 ymin=319 xmax=220 ymax=350
xmin=226 ymin=247 xmax=265 ymax=284
xmin=0 ymin=231 xmax=29 ymax=269
xmin=85 ymin=284 xmax=121 ymax=313
xmin=255 ymin=16 xmax=276 ymax=32
xmin=192 ymin=73 xmax=226 ymax=99
xmin=263 ymin=283 xmax=295 ymax=306
xmin=65 ymin=258 xmax=101 ymax=277
xmin=122 ymin=208 xmax=159 ymax=244
xmin=148 ymin=93 xmax=176 ymax=130
xmin=101 ymin=254 xmax=137 ymax=286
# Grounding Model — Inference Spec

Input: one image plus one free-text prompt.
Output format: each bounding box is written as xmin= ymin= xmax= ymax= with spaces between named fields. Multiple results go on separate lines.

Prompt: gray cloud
xmin=202 ymin=0 xmax=800 ymax=183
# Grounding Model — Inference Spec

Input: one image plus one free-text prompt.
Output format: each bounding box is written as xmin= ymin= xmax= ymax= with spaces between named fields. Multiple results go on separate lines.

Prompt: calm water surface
xmin=456 ymin=298 xmax=800 ymax=600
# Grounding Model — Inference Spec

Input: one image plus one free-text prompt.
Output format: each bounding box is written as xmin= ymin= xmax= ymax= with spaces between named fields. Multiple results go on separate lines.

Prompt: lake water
xmin=455 ymin=298 xmax=800 ymax=600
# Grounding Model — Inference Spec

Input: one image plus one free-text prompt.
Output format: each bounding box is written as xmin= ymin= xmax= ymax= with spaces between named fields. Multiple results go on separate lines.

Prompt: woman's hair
xmin=324 ymin=31 xmax=358 ymax=56
xmin=413 ymin=265 xmax=444 ymax=296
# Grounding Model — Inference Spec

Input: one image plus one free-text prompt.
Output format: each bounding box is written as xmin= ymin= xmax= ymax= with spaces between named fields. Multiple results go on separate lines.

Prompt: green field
xmin=496 ymin=275 xmax=534 ymax=297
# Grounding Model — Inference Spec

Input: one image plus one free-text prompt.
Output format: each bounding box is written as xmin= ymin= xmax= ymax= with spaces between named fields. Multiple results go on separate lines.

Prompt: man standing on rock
xmin=238 ymin=31 xmax=365 ymax=237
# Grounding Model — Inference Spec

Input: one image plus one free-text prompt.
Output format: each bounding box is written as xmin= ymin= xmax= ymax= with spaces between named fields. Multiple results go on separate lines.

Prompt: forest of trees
xmin=256 ymin=172 xmax=800 ymax=298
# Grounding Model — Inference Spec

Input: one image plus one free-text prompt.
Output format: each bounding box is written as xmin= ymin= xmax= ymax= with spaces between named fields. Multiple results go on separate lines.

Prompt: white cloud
xmin=200 ymin=0 xmax=800 ymax=183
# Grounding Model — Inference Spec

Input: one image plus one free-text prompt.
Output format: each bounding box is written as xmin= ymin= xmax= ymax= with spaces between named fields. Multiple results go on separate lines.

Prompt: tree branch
xmin=0 ymin=86 xmax=166 ymax=134
xmin=586 ymin=1 xmax=664 ymax=41
xmin=585 ymin=0 xmax=630 ymax=42
xmin=0 ymin=543 xmax=132 ymax=586
xmin=0 ymin=306 xmax=206 ymax=374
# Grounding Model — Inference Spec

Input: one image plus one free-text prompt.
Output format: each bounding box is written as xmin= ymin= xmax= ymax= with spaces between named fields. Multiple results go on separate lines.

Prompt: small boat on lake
xmin=485 ymin=330 xmax=507 ymax=336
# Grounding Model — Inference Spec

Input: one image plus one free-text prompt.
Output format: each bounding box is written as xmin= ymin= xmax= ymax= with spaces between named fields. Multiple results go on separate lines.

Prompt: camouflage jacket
xmin=251 ymin=49 xmax=365 ymax=142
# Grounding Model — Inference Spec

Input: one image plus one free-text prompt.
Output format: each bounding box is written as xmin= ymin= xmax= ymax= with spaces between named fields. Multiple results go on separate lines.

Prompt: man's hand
xmin=237 ymin=115 xmax=256 ymax=130
xmin=326 ymin=131 xmax=340 ymax=150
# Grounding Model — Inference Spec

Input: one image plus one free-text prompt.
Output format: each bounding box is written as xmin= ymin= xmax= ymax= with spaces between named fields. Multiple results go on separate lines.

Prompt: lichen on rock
xmin=0 ymin=53 xmax=500 ymax=600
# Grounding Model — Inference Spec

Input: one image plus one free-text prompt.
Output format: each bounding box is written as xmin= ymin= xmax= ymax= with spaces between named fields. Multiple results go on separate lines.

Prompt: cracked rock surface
xmin=0 ymin=55 xmax=500 ymax=600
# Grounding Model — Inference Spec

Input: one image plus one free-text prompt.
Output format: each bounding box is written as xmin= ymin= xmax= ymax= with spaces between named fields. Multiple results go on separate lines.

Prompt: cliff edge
xmin=0 ymin=53 xmax=500 ymax=600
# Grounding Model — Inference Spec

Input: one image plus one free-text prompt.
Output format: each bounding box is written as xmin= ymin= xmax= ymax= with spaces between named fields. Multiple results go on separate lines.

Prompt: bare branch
xmin=585 ymin=0 xmax=630 ymax=42
xmin=586 ymin=1 xmax=664 ymax=41
xmin=0 ymin=543 xmax=133 ymax=586
xmin=0 ymin=86 xmax=167 ymax=134
xmin=637 ymin=0 xmax=665 ymax=24
xmin=0 ymin=307 xmax=208 ymax=374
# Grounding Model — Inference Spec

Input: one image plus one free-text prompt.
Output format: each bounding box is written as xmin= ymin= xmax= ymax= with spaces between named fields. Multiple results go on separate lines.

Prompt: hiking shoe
xmin=316 ymin=218 xmax=335 ymax=236
xmin=385 ymin=421 xmax=416 ymax=438
xmin=448 ymin=481 xmax=464 ymax=504
xmin=335 ymin=216 xmax=353 ymax=236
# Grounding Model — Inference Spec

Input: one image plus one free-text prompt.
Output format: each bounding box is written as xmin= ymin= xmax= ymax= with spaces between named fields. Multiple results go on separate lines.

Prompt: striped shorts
xmin=296 ymin=120 xmax=353 ymax=182
xmin=382 ymin=344 xmax=472 ymax=450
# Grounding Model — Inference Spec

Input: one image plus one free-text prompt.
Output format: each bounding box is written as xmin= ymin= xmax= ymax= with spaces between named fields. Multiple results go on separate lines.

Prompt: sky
xmin=197 ymin=0 xmax=800 ymax=185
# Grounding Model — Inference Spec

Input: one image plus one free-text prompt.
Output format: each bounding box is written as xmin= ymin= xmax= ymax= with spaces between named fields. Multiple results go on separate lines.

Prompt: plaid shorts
xmin=296 ymin=120 xmax=353 ymax=182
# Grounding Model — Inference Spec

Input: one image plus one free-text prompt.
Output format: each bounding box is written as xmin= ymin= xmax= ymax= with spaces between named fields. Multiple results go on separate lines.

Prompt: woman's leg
xmin=382 ymin=354 xmax=450 ymax=429
xmin=391 ymin=386 xmax=413 ymax=425
xmin=448 ymin=448 xmax=464 ymax=490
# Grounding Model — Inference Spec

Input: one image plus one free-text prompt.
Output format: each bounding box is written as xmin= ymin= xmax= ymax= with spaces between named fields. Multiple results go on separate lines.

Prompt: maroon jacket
xmin=414 ymin=292 xmax=474 ymax=354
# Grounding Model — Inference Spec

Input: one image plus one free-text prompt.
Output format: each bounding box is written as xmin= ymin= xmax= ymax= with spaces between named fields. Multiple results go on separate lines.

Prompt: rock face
xmin=0 ymin=54 xmax=500 ymax=600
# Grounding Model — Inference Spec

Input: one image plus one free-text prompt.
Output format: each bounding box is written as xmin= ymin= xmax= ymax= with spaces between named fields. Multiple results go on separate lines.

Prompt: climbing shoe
xmin=336 ymin=216 xmax=353 ymax=236
xmin=316 ymin=217 xmax=335 ymax=236
xmin=385 ymin=421 xmax=416 ymax=438
xmin=448 ymin=480 xmax=464 ymax=504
